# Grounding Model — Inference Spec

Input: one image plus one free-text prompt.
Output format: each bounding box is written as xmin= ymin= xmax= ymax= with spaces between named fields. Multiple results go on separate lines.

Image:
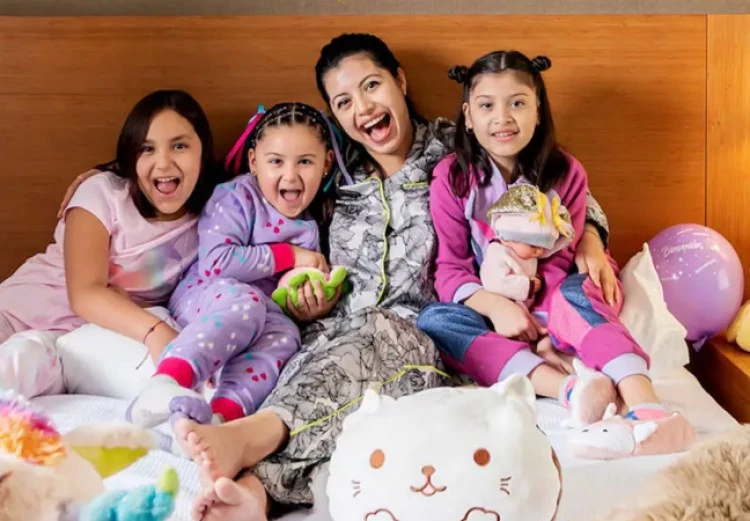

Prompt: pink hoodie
xmin=430 ymin=152 xmax=611 ymax=314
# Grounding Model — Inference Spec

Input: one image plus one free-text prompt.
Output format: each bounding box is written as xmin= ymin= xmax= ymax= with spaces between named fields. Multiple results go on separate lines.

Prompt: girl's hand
xmin=465 ymin=290 xmax=546 ymax=343
xmin=487 ymin=296 xmax=546 ymax=344
xmin=535 ymin=336 xmax=574 ymax=374
xmin=291 ymin=246 xmax=330 ymax=273
xmin=58 ymin=169 xmax=100 ymax=218
xmin=286 ymin=279 xmax=341 ymax=323
xmin=575 ymin=224 xmax=621 ymax=307
xmin=530 ymin=276 xmax=543 ymax=295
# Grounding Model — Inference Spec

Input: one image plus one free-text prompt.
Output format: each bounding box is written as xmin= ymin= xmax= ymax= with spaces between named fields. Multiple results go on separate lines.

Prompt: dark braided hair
xmin=225 ymin=102 xmax=337 ymax=256
xmin=227 ymin=102 xmax=333 ymax=176
xmin=448 ymin=50 xmax=568 ymax=198
xmin=249 ymin=102 xmax=332 ymax=153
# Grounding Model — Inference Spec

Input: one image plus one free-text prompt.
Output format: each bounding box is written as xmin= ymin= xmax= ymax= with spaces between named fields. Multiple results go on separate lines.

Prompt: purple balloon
xmin=648 ymin=224 xmax=744 ymax=343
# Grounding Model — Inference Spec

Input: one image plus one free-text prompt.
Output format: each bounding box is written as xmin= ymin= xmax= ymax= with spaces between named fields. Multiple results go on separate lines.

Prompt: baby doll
xmin=481 ymin=184 xmax=575 ymax=305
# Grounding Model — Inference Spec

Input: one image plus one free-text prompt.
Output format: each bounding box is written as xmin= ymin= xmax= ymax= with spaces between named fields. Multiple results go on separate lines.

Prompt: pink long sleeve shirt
xmin=430 ymin=153 xmax=598 ymax=314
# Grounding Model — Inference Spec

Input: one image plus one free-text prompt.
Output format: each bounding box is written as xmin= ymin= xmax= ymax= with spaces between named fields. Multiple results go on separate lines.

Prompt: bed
xmin=2 ymin=12 xmax=744 ymax=521
xmin=35 ymin=367 xmax=737 ymax=521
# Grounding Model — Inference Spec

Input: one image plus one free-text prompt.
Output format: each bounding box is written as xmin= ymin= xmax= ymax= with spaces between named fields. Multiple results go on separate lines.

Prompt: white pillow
xmin=619 ymin=244 xmax=689 ymax=379
xmin=57 ymin=307 xmax=178 ymax=399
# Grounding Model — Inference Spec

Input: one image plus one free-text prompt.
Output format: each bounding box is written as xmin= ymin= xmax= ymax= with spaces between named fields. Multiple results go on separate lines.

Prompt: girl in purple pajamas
xmin=127 ymin=102 xmax=335 ymax=427
xmin=417 ymin=51 xmax=695 ymax=458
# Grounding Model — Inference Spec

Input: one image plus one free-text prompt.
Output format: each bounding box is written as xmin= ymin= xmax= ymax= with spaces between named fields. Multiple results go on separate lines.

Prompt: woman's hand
xmin=286 ymin=279 xmax=342 ymax=323
xmin=575 ymin=224 xmax=621 ymax=307
xmin=57 ymin=169 xmax=100 ymax=218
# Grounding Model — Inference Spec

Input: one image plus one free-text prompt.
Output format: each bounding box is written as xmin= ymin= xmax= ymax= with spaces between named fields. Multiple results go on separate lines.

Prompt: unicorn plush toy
xmin=0 ymin=391 xmax=178 ymax=521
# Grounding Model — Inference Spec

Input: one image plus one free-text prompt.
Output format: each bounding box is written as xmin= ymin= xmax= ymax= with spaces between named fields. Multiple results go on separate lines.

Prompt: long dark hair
xmin=315 ymin=33 xmax=426 ymax=175
xmin=224 ymin=102 xmax=337 ymax=256
xmin=113 ymin=89 xmax=225 ymax=218
xmin=448 ymin=50 xmax=568 ymax=198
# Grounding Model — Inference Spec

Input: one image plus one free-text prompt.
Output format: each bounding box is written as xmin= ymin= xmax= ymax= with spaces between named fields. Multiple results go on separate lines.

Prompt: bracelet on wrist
xmin=143 ymin=319 xmax=165 ymax=345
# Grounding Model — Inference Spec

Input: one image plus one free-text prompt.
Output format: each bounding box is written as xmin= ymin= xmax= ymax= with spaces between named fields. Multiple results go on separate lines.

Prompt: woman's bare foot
xmin=174 ymin=410 xmax=288 ymax=482
xmin=192 ymin=476 xmax=268 ymax=521
xmin=192 ymin=486 xmax=219 ymax=520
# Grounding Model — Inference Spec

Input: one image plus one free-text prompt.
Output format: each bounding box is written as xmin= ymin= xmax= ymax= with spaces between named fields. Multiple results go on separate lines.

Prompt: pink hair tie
xmin=224 ymin=105 xmax=266 ymax=174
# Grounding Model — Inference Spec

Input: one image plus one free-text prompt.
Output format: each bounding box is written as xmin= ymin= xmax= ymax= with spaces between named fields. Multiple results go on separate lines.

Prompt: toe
xmin=214 ymin=477 xmax=250 ymax=506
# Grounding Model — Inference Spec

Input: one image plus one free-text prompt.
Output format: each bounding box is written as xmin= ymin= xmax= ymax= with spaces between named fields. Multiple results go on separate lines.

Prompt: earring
xmin=466 ymin=127 xmax=474 ymax=134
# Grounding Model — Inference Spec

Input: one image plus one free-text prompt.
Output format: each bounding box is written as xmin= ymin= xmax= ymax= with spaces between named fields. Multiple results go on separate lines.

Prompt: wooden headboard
xmin=1 ymin=15 xmax=747 ymax=288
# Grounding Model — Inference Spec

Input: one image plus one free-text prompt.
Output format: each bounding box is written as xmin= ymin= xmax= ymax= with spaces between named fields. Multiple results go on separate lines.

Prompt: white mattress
xmin=33 ymin=368 xmax=738 ymax=521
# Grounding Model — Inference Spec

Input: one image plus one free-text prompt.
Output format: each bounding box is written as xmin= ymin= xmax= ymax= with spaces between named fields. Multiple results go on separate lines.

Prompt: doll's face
xmin=502 ymin=240 xmax=547 ymax=260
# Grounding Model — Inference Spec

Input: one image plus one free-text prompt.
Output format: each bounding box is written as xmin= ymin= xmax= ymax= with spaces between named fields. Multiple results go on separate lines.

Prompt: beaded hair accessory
xmin=224 ymin=104 xmax=266 ymax=175
xmin=224 ymin=102 xmax=354 ymax=190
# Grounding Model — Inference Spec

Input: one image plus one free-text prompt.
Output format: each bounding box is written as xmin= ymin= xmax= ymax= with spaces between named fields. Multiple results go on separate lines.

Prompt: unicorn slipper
xmin=569 ymin=404 xmax=696 ymax=460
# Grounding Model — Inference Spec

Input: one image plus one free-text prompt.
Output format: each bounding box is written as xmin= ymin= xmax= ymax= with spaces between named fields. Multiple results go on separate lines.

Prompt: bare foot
xmin=192 ymin=477 xmax=267 ymax=521
xmin=173 ymin=419 xmax=244 ymax=481
xmin=174 ymin=411 xmax=289 ymax=482
xmin=192 ymin=486 xmax=219 ymax=521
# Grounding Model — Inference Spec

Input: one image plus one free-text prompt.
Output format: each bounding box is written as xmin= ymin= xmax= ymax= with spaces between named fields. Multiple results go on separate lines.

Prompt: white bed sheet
xmin=33 ymin=368 xmax=738 ymax=521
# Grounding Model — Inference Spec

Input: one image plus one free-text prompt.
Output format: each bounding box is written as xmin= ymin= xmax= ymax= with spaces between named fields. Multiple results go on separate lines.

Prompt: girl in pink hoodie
xmin=417 ymin=50 xmax=694 ymax=459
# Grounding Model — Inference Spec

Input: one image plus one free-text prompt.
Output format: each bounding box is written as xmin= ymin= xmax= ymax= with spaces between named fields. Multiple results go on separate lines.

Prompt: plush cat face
xmin=326 ymin=375 xmax=561 ymax=521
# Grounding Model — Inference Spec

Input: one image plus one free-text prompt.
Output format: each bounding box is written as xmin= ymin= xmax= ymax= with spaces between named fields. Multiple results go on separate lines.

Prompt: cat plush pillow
xmin=326 ymin=375 xmax=562 ymax=521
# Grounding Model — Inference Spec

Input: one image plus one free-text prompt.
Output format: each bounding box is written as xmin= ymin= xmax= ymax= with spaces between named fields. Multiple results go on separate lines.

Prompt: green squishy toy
xmin=272 ymin=266 xmax=349 ymax=314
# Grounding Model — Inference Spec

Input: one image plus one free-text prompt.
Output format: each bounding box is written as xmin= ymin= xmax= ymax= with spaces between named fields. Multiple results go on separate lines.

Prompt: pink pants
xmin=418 ymin=273 xmax=649 ymax=386
xmin=547 ymin=273 xmax=650 ymax=384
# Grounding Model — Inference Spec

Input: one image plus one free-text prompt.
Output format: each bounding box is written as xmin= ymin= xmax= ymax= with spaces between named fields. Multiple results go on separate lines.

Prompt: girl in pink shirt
xmin=0 ymin=90 xmax=224 ymax=398
xmin=417 ymin=51 xmax=694 ymax=459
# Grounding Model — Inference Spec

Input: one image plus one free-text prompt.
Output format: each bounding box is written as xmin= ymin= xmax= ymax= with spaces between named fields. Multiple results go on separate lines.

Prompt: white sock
xmin=126 ymin=374 xmax=202 ymax=428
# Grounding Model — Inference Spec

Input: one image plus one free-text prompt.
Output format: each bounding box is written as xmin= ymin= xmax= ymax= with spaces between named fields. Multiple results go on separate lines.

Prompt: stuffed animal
xmin=326 ymin=374 xmax=562 ymax=521
xmin=83 ymin=467 xmax=179 ymax=521
xmin=272 ymin=266 xmax=348 ymax=314
xmin=726 ymin=300 xmax=750 ymax=351
xmin=0 ymin=391 xmax=171 ymax=521
xmin=604 ymin=425 xmax=750 ymax=521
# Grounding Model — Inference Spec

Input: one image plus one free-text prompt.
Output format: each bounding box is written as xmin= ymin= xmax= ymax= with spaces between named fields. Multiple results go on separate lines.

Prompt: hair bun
xmin=530 ymin=56 xmax=552 ymax=72
xmin=448 ymin=65 xmax=470 ymax=84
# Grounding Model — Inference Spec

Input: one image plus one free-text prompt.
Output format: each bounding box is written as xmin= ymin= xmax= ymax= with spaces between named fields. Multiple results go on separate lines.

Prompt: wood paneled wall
xmin=0 ymin=15 xmax=745 ymax=294
xmin=707 ymin=15 xmax=750 ymax=299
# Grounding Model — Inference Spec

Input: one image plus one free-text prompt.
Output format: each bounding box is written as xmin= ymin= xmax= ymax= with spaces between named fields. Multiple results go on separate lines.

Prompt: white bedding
xmin=34 ymin=368 xmax=737 ymax=521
